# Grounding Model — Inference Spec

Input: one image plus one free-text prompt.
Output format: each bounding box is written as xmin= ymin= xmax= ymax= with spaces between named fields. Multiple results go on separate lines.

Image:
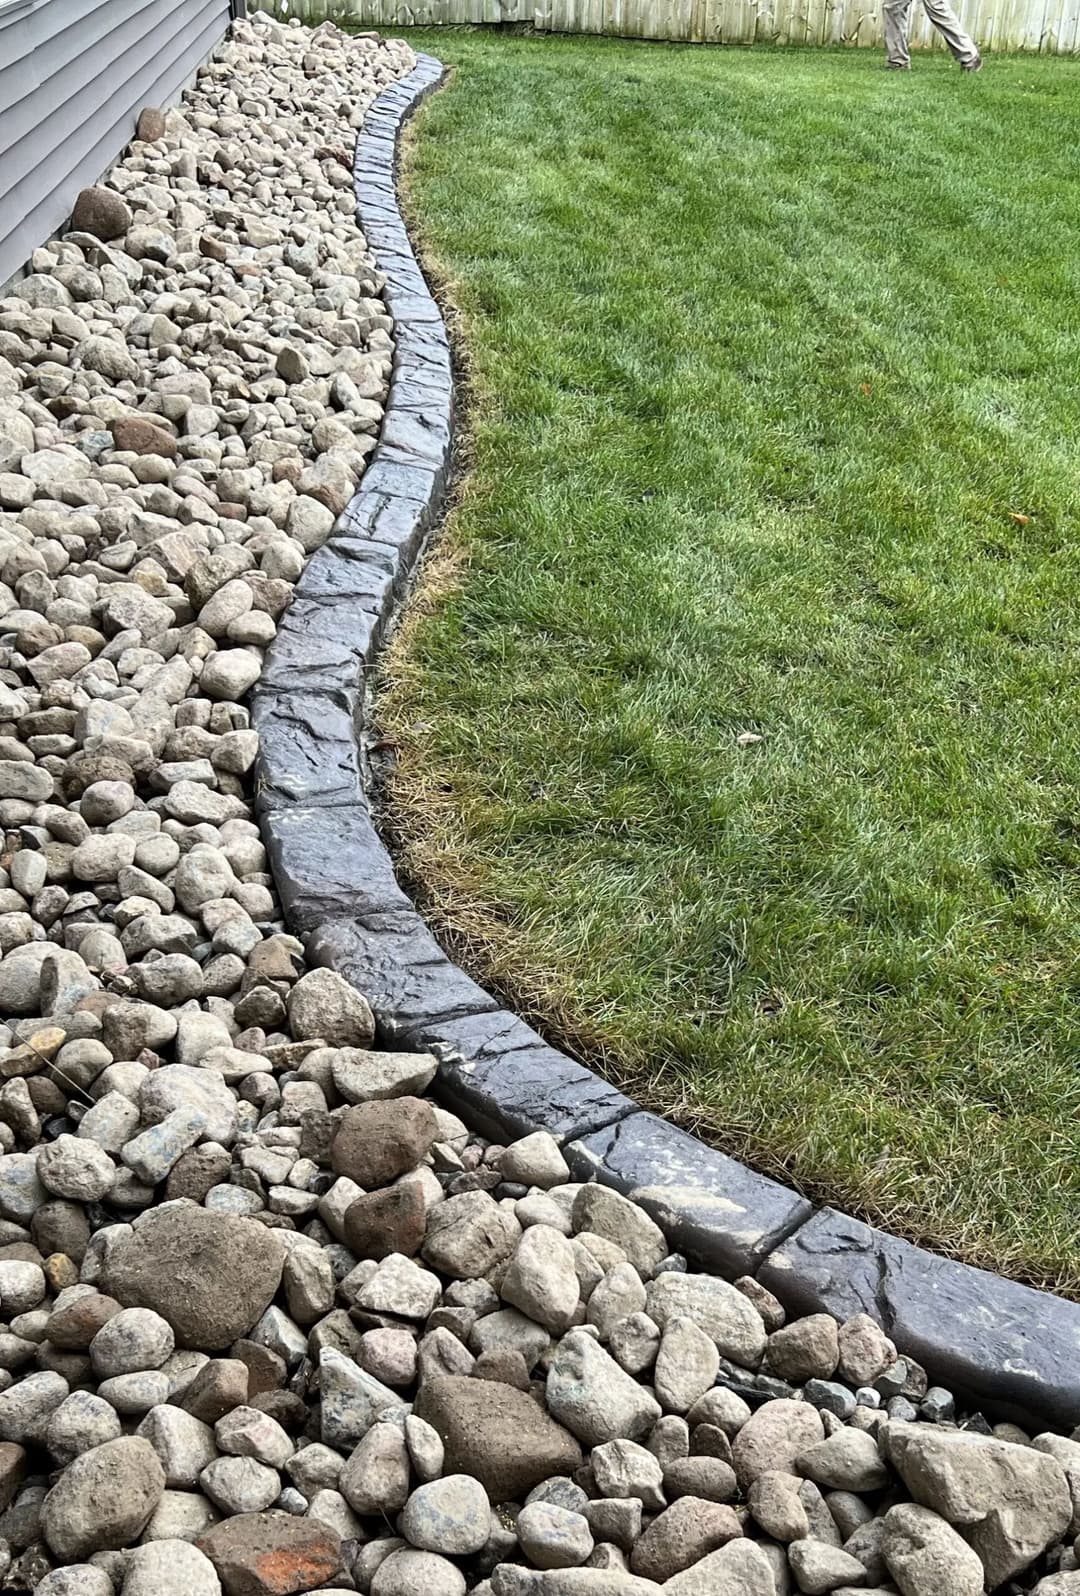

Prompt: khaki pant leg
xmin=884 ymin=0 xmax=914 ymax=66
xmin=921 ymin=0 xmax=980 ymax=60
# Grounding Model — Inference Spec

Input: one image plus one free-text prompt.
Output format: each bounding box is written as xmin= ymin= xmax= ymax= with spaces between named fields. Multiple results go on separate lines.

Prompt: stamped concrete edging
xmin=254 ymin=52 xmax=1080 ymax=1431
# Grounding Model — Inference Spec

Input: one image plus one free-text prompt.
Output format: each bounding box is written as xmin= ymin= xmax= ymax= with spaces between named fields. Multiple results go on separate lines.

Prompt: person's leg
xmin=922 ymin=0 xmax=982 ymax=64
xmin=883 ymin=0 xmax=914 ymax=67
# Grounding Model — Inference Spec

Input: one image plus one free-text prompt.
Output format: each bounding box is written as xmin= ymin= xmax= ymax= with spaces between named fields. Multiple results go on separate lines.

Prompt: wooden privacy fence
xmin=270 ymin=0 xmax=1080 ymax=50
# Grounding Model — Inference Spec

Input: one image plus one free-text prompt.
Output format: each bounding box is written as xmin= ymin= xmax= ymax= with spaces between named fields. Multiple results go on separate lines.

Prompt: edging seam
xmin=255 ymin=53 xmax=1080 ymax=1429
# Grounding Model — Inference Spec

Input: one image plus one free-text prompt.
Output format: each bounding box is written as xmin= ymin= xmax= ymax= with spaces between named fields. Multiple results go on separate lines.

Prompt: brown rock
xmin=472 ymin=1349 xmax=531 ymax=1391
xmin=103 ymin=1207 xmax=284 ymax=1349
xmin=180 ymin=1358 xmax=250 ymax=1424
xmin=330 ymin=1097 xmax=438 ymax=1188
xmin=748 ymin=1470 xmax=810 ymax=1542
xmin=0 ymin=1244 xmax=43 ymax=1265
xmin=298 ymin=1110 xmax=334 ymax=1166
xmin=230 ymin=1339 xmax=287 ymax=1397
xmin=45 ymin=1290 xmax=122 ymax=1349
xmin=61 ymin=749 xmax=135 ymax=801
xmin=733 ymin=1399 xmax=826 ymax=1488
xmin=196 ymin=1509 xmax=341 ymax=1596
xmin=734 ymin=1275 xmax=786 ymax=1332
xmin=766 ymin=1314 xmax=840 ymax=1383
xmin=663 ymin=1456 xmax=738 ymax=1503
xmin=0 ymin=1443 xmax=26 ymax=1514
xmin=247 ymin=937 xmax=304 ymax=984
xmin=583 ymin=1497 xmax=642 ymax=1552
xmin=70 ymin=186 xmax=132 ymax=241
xmin=344 ymin=1183 xmax=426 ymax=1259
xmin=249 ymin=1390 xmax=307 ymax=1432
xmin=32 ymin=1200 xmax=90 ymax=1264
xmin=837 ymin=1313 xmax=896 ymax=1387
xmin=43 ymin=1254 xmax=79 ymax=1292
xmin=414 ymin=1374 xmax=582 ymax=1502
xmin=631 ymin=1497 xmax=742 ymax=1582
xmin=166 ymin=1143 xmax=232 ymax=1202
xmin=691 ymin=1424 xmax=733 ymax=1463
xmin=421 ymin=1190 xmax=522 ymax=1280
xmin=200 ymin=235 xmax=229 ymax=262
xmin=111 ymin=417 xmax=177 ymax=457
xmin=136 ymin=106 xmax=166 ymax=141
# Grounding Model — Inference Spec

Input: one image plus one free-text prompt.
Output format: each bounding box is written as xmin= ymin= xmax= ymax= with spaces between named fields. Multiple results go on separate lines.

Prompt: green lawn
xmin=380 ymin=30 xmax=1080 ymax=1291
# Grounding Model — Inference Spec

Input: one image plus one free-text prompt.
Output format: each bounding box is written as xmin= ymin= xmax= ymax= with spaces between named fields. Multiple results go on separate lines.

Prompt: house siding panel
xmin=0 ymin=0 xmax=230 ymax=288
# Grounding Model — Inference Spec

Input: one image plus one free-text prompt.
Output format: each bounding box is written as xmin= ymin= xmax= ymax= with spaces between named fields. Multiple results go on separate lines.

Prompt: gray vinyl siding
xmin=0 ymin=0 xmax=231 ymax=289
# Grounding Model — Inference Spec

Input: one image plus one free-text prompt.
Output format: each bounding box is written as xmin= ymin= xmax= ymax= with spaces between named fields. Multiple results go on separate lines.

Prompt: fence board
xmin=267 ymin=0 xmax=1080 ymax=48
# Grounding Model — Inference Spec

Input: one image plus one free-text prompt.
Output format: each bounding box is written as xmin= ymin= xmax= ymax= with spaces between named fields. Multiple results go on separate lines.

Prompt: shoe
xmin=961 ymin=52 xmax=983 ymax=69
xmin=886 ymin=61 xmax=911 ymax=69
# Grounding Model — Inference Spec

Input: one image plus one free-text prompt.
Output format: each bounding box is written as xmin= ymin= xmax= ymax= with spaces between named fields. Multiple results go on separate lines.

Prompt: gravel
xmin=0 ymin=8 xmax=1075 ymax=1595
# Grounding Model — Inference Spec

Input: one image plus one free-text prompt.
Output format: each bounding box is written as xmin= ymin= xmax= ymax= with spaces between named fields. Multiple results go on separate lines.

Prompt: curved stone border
xmin=255 ymin=54 xmax=1080 ymax=1431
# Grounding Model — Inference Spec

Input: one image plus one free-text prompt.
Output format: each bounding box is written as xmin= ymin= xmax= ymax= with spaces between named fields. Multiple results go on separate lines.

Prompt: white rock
xmin=90 ymin=1308 xmax=174 ymax=1377
xmin=546 ymin=1329 xmax=661 ymax=1446
xmin=501 ymin=1225 xmax=580 ymax=1334
xmin=122 ymin=1538 xmax=222 ymax=1595
xmin=358 ymin=1253 xmax=442 ymax=1320
xmin=137 ymin=1404 xmax=218 ymax=1488
xmin=497 ymin=1132 xmax=570 ymax=1190
xmin=215 ymin=1405 xmax=294 ymax=1469
xmin=400 ymin=1474 xmax=492 ymax=1556
xmin=0 ymin=1259 xmax=46 ymax=1314
xmin=646 ymin=1272 xmax=766 ymax=1368
xmin=199 ymin=1454 xmax=281 ymax=1514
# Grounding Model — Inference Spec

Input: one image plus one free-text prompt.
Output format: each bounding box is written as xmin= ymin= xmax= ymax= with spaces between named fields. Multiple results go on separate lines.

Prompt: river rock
xmin=546 ymin=1330 xmax=661 ymax=1446
xmin=887 ymin=1423 xmax=1071 ymax=1585
xmin=196 ymin=1509 xmax=342 ymax=1594
xmin=646 ymin=1272 xmax=766 ymax=1367
xmin=415 ymin=1376 xmax=582 ymax=1501
xmin=400 ymin=1474 xmax=491 ymax=1556
xmin=501 ymin=1225 xmax=580 ymax=1333
xmin=41 ymin=1436 xmax=165 ymax=1559
xmin=103 ymin=1208 xmax=284 ymax=1349
xmin=882 ymin=1501 xmax=984 ymax=1596
xmin=288 ymin=968 xmax=375 ymax=1046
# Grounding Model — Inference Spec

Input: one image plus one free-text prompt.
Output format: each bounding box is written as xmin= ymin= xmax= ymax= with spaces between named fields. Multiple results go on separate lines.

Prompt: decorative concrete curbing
xmin=256 ymin=54 xmax=1080 ymax=1430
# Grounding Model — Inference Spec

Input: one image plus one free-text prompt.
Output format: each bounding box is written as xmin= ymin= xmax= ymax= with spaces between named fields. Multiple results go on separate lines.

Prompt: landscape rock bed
xmin=0 ymin=9 xmax=1078 ymax=1596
